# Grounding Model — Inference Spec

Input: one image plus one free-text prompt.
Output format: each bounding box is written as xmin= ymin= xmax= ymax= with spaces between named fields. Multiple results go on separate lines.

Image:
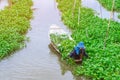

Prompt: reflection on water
xmin=82 ymin=0 xmax=120 ymax=22
xmin=49 ymin=45 xmax=85 ymax=80
xmin=49 ymin=46 xmax=75 ymax=80
xmin=0 ymin=0 xmax=8 ymax=10
xmin=0 ymin=0 xmax=75 ymax=80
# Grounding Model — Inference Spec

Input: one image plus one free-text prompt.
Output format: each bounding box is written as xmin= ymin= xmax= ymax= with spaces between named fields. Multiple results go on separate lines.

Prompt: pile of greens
xmin=50 ymin=33 xmax=75 ymax=59
xmin=0 ymin=0 xmax=32 ymax=59
xmin=56 ymin=0 xmax=120 ymax=79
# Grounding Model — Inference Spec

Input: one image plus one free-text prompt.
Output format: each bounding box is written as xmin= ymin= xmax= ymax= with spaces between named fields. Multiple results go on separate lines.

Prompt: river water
xmin=0 ymin=0 xmax=75 ymax=80
xmin=0 ymin=0 xmax=8 ymax=10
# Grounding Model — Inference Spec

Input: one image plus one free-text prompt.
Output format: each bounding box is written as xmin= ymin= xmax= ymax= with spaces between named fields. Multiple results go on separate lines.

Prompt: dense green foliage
xmin=118 ymin=14 xmax=120 ymax=19
xmin=57 ymin=0 xmax=120 ymax=79
xmin=98 ymin=0 xmax=120 ymax=12
xmin=0 ymin=0 xmax=32 ymax=59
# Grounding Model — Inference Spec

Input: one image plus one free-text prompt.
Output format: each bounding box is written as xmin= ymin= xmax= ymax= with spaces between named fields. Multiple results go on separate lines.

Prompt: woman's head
xmin=78 ymin=42 xmax=84 ymax=48
xmin=75 ymin=42 xmax=85 ymax=55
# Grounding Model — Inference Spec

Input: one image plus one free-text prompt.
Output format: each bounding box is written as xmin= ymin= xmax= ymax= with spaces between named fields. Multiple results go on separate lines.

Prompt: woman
xmin=69 ymin=42 xmax=88 ymax=62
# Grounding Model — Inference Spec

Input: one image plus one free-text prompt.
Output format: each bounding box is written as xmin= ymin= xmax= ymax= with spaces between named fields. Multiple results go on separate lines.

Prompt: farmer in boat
xmin=69 ymin=42 xmax=88 ymax=62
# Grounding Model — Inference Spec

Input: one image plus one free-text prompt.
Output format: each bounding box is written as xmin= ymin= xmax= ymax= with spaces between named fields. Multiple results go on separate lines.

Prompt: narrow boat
xmin=49 ymin=24 xmax=82 ymax=63
xmin=49 ymin=24 xmax=72 ymax=54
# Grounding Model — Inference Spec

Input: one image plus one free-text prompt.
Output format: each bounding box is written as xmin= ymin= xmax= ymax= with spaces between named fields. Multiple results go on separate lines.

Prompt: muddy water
xmin=0 ymin=0 xmax=75 ymax=80
xmin=0 ymin=0 xmax=8 ymax=10
xmin=82 ymin=0 xmax=120 ymax=22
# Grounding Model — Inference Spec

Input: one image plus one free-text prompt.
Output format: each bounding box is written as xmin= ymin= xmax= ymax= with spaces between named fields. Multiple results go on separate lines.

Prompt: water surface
xmin=0 ymin=0 xmax=8 ymax=10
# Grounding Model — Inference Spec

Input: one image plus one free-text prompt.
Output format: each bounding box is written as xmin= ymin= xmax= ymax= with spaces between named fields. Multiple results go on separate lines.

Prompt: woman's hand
xmin=75 ymin=59 xmax=82 ymax=62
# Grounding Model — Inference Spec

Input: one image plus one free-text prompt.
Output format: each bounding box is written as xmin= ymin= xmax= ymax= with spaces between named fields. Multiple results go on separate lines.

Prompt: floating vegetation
xmin=0 ymin=0 xmax=33 ymax=59
xmin=98 ymin=0 xmax=120 ymax=12
xmin=57 ymin=0 xmax=120 ymax=79
xmin=118 ymin=14 xmax=120 ymax=19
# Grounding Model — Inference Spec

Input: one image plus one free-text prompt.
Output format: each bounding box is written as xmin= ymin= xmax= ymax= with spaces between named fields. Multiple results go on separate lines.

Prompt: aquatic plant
xmin=98 ymin=0 xmax=120 ymax=12
xmin=56 ymin=0 xmax=120 ymax=79
xmin=118 ymin=14 xmax=120 ymax=19
xmin=0 ymin=0 xmax=32 ymax=59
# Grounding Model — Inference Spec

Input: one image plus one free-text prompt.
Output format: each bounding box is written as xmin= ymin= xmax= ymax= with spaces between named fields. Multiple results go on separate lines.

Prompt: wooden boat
xmin=49 ymin=24 xmax=82 ymax=63
xmin=49 ymin=24 xmax=70 ymax=54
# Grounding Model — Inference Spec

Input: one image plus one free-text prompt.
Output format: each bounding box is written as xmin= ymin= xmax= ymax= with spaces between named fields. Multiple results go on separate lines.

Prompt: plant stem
xmin=78 ymin=0 xmax=81 ymax=25
xmin=72 ymin=0 xmax=76 ymax=18
xmin=104 ymin=0 xmax=115 ymax=49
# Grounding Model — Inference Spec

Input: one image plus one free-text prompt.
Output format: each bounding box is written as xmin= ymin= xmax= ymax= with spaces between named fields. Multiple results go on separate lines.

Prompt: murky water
xmin=82 ymin=0 xmax=120 ymax=22
xmin=0 ymin=0 xmax=75 ymax=80
xmin=0 ymin=0 xmax=8 ymax=10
